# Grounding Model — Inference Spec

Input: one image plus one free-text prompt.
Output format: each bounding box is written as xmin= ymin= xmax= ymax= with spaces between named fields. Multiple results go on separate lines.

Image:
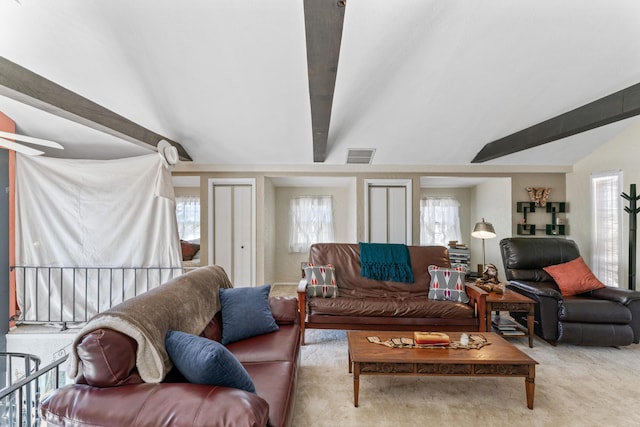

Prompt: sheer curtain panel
xmin=289 ymin=196 xmax=334 ymax=252
xmin=590 ymin=171 xmax=622 ymax=287
xmin=420 ymin=197 xmax=462 ymax=246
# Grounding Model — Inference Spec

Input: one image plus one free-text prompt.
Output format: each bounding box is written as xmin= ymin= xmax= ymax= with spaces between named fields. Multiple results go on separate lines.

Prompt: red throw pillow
xmin=543 ymin=256 xmax=606 ymax=296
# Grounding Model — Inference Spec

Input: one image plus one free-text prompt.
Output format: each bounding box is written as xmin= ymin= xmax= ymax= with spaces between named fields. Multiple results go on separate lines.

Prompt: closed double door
xmin=209 ymin=180 xmax=255 ymax=287
xmin=366 ymin=180 xmax=412 ymax=244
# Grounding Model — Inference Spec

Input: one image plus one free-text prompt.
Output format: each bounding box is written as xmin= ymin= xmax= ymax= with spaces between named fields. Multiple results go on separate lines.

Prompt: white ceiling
xmin=1 ymin=0 xmax=640 ymax=167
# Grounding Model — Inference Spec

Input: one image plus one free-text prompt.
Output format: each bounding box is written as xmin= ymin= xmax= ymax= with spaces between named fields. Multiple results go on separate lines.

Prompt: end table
xmin=486 ymin=288 xmax=536 ymax=348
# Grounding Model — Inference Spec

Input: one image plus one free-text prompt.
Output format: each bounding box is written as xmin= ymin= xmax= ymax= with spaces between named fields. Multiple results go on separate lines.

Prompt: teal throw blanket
xmin=359 ymin=242 xmax=414 ymax=283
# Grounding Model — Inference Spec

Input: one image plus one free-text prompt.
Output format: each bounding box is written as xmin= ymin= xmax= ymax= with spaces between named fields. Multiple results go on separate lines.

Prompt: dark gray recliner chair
xmin=500 ymin=237 xmax=640 ymax=346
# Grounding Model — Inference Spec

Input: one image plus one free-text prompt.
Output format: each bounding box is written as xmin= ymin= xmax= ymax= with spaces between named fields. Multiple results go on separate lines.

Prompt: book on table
xmin=492 ymin=315 xmax=524 ymax=333
xmin=500 ymin=329 xmax=526 ymax=336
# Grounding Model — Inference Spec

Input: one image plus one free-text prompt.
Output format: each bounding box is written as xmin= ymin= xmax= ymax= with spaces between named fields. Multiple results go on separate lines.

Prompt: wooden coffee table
xmin=347 ymin=331 xmax=538 ymax=409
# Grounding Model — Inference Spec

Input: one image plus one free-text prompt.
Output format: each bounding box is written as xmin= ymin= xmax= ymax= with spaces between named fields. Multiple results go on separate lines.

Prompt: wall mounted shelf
xmin=516 ymin=201 xmax=567 ymax=235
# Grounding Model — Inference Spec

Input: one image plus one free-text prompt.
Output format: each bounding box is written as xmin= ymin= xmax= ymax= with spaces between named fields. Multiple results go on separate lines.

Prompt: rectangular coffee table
xmin=347 ymin=331 xmax=538 ymax=409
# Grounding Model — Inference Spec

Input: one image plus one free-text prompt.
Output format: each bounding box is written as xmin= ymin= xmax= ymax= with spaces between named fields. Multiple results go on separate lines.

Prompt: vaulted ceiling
xmin=1 ymin=0 xmax=640 ymax=167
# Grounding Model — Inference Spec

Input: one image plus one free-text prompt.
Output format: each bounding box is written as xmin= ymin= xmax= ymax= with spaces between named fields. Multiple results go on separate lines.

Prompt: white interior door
xmin=365 ymin=179 xmax=412 ymax=244
xmin=209 ymin=179 xmax=255 ymax=287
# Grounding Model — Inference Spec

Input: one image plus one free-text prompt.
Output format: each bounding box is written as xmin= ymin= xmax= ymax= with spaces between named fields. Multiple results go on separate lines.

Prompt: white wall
xmin=471 ymin=178 xmax=512 ymax=281
xmin=567 ymin=118 xmax=640 ymax=289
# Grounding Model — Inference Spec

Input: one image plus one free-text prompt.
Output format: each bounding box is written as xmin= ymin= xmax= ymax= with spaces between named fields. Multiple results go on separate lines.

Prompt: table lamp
xmin=471 ymin=218 xmax=496 ymax=274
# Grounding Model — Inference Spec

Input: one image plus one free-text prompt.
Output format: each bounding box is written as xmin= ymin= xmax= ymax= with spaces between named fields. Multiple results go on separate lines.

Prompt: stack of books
xmin=448 ymin=246 xmax=471 ymax=271
xmin=491 ymin=315 xmax=526 ymax=336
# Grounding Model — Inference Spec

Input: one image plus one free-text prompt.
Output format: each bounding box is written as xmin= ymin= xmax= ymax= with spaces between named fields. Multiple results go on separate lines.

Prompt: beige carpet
xmin=292 ymin=329 xmax=640 ymax=427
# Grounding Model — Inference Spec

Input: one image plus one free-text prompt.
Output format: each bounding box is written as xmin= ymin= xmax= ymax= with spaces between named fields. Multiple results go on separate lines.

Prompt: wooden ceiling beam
xmin=472 ymin=82 xmax=640 ymax=163
xmin=0 ymin=56 xmax=191 ymax=161
xmin=303 ymin=0 xmax=346 ymax=162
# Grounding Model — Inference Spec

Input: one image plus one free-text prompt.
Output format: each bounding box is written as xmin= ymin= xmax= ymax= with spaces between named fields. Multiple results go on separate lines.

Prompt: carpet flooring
xmin=269 ymin=285 xmax=640 ymax=426
xmin=291 ymin=329 xmax=640 ymax=427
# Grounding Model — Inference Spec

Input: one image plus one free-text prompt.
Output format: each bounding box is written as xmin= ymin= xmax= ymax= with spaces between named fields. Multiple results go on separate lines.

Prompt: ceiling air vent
xmin=346 ymin=148 xmax=375 ymax=164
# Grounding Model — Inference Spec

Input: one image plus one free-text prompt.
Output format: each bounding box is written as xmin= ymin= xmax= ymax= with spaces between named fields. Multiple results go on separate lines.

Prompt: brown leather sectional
xmin=297 ymin=243 xmax=488 ymax=345
xmin=40 ymin=267 xmax=301 ymax=427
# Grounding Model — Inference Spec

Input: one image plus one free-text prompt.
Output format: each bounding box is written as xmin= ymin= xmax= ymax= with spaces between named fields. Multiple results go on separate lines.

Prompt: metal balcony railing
xmin=11 ymin=266 xmax=183 ymax=328
xmin=0 ymin=352 xmax=68 ymax=427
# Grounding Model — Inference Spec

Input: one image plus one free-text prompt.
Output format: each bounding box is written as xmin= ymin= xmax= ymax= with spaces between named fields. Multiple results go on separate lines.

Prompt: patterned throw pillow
xmin=304 ymin=264 xmax=338 ymax=298
xmin=427 ymin=265 xmax=470 ymax=303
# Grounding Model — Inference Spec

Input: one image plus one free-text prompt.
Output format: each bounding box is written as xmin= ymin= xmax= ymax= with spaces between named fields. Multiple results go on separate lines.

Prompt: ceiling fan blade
xmin=0 ymin=130 xmax=64 ymax=149
xmin=0 ymin=137 xmax=44 ymax=156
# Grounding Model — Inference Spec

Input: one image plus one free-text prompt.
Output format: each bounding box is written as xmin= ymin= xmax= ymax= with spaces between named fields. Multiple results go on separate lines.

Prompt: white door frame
xmin=364 ymin=179 xmax=412 ymax=244
xmin=208 ymin=178 xmax=256 ymax=285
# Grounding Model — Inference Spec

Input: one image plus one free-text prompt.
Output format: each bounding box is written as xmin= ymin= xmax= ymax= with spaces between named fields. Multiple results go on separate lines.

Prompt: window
xmin=590 ymin=171 xmax=622 ymax=287
xmin=420 ymin=197 xmax=462 ymax=246
xmin=289 ymin=196 xmax=334 ymax=252
xmin=176 ymin=196 xmax=201 ymax=241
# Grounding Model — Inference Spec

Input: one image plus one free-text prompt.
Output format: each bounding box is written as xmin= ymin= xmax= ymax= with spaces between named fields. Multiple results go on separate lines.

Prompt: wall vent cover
xmin=346 ymin=148 xmax=375 ymax=164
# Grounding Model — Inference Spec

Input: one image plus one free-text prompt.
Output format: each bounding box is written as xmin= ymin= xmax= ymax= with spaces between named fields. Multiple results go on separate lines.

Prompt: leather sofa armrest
xmin=509 ymin=280 xmax=563 ymax=300
xmin=76 ymin=329 xmax=142 ymax=387
xmin=464 ymin=282 xmax=488 ymax=332
xmin=269 ymin=296 xmax=299 ymax=325
xmin=587 ymin=287 xmax=640 ymax=305
xmin=297 ymin=279 xmax=308 ymax=345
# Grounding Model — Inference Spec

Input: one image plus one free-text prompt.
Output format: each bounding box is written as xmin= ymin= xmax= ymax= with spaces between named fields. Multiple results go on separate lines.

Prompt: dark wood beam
xmin=0 ymin=56 xmax=191 ymax=161
xmin=472 ymin=82 xmax=640 ymax=163
xmin=303 ymin=0 xmax=346 ymax=162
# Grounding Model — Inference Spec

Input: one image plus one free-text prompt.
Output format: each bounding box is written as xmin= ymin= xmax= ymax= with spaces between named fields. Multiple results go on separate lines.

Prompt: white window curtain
xmin=176 ymin=196 xmax=201 ymax=241
xmin=420 ymin=197 xmax=462 ymax=246
xmin=289 ymin=196 xmax=335 ymax=253
xmin=590 ymin=171 xmax=622 ymax=287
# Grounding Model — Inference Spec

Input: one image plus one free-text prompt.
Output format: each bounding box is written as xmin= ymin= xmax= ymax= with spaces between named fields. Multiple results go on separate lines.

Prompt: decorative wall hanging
xmin=525 ymin=187 xmax=551 ymax=207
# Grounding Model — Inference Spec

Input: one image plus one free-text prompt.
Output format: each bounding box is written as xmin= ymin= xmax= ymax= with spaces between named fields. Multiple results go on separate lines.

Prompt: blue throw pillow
xmin=219 ymin=284 xmax=279 ymax=345
xmin=165 ymin=330 xmax=255 ymax=393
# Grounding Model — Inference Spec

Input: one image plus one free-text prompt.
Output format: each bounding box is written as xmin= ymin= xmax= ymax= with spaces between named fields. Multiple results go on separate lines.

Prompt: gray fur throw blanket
xmin=67 ymin=265 xmax=233 ymax=383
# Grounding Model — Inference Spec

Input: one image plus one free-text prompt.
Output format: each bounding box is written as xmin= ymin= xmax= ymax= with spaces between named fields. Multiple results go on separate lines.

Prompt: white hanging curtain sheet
xmin=15 ymin=153 xmax=183 ymax=323
xmin=420 ymin=197 xmax=462 ymax=246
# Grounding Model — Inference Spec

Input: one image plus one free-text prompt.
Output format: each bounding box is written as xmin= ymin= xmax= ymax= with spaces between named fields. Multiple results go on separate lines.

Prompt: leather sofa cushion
xmin=200 ymin=311 xmax=223 ymax=342
xmin=227 ymin=324 xmax=301 ymax=364
xmin=40 ymin=382 xmax=269 ymax=427
xmin=560 ymin=297 xmax=632 ymax=323
xmin=308 ymin=296 xmax=474 ymax=319
xmin=244 ymin=361 xmax=297 ymax=427
xmin=76 ymin=328 xmax=142 ymax=387
xmin=501 ymin=237 xmax=580 ymax=281
xmin=557 ymin=322 xmax=633 ymax=346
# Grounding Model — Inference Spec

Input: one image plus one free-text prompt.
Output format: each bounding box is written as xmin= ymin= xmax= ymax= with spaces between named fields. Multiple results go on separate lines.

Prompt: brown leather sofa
xmin=500 ymin=237 xmax=640 ymax=346
xmin=40 ymin=266 xmax=301 ymax=427
xmin=297 ymin=243 xmax=488 ymax=344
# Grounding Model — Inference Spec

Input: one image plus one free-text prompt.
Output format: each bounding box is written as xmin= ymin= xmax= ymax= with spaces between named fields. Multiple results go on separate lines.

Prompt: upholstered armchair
xmin=500 ymin=237 xmax=640 ymax=346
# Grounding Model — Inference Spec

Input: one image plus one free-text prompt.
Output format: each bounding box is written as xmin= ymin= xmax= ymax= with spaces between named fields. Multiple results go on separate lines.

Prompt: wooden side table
xmin=486 ymin=288 xmax=536 ymax=348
